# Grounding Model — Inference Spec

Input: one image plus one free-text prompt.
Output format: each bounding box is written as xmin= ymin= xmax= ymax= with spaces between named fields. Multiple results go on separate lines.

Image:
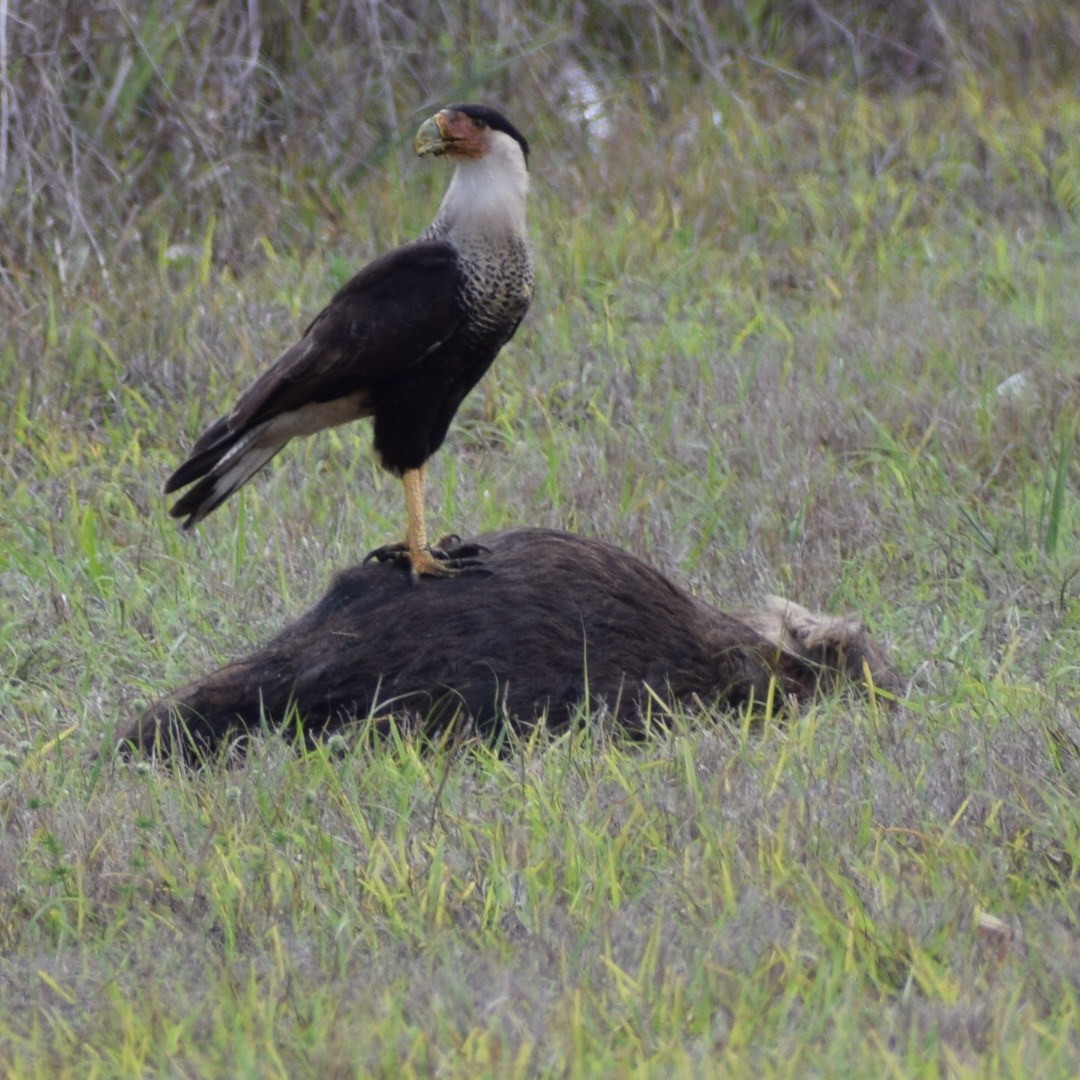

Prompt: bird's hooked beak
xmin=415 ymin=111 xmax=451 ymax=158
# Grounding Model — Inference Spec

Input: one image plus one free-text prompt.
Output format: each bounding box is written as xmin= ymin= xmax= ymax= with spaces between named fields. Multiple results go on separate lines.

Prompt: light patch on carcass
xmin=737 ymin=595 xmax=894 ymax=695
xmin=751 ymin=596 xmax=867 ymax=659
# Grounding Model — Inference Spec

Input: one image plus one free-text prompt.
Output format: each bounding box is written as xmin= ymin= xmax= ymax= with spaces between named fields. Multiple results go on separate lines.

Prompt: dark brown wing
xmin=228 ymin=238 xmax=465 ymax=432
xmin=163 ymin=239 xmax=465 ymax=509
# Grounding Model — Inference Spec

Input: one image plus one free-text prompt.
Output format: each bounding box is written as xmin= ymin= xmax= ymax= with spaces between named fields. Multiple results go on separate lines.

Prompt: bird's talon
xmin=364 ymin=542 xmax=409 ymax=566
xmin=366 ymin=535 xmax=491 ymax=581
xmin=450 ymin=559 xmax=494 ymax=577
xmin=442 ymin=542 xmax=490 ymax=561
xmin=428 ymin=537 xmax=491 ymax=564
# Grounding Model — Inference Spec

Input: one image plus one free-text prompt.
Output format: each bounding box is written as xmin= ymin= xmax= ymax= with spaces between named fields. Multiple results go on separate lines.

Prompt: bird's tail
xmin=165 ymin=417 xmax=285 ymax=529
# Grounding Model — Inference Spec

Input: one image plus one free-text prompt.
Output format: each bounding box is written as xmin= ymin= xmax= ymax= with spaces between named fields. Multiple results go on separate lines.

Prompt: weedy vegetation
xmin=1 ymin=1 xmax=1079 ymax=1075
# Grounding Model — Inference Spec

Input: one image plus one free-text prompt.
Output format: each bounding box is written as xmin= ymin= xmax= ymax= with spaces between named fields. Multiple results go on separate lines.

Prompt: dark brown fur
xmin=117 ymin=529 xmax=898 ymax=760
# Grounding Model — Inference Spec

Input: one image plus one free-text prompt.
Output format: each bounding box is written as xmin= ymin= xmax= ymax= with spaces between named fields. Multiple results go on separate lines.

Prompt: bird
xmin=164 ymin=104 xmax=534 ymax=582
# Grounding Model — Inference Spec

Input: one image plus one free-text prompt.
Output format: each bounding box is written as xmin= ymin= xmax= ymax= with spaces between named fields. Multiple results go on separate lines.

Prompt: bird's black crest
xmin=450 ymin=103 xmax=530 ymax=166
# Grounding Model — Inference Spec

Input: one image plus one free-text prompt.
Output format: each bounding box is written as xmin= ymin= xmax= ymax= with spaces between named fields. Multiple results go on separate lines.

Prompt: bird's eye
xmin=472 ymin=117 xmax=487 ymax=129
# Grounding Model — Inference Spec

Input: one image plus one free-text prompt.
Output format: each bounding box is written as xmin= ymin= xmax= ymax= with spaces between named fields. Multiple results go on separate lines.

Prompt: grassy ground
xmin=2 ymin=3 xmax=1080 ymax=1075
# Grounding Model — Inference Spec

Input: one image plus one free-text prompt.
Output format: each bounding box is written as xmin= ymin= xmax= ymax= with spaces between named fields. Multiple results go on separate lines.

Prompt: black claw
xmin=364 ymin=542 xmax=409 ymax=566
xmin=364 ymin=540 xmax=493 ymax=583
xmin=444 ymin=558 xmax=494 ymax=577
xmin=443 ymin=541 xmax=491 ymax=561
xmin=427 ymin=537 xmax=492 ymax=563
xmin=430 ymin=537 xmax=491 ymax=563
xmin=405 ymin=557 xmax=491 ymax=587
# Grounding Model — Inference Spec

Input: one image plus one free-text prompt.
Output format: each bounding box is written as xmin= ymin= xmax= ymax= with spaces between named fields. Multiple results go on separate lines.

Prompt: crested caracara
xmin=164 ymin=104 xmax=533 ymax=581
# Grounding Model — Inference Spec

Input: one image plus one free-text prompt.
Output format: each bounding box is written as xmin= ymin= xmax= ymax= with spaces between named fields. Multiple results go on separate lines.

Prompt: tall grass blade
xmin=1045 ymin=424 xmax=1075 ymax=556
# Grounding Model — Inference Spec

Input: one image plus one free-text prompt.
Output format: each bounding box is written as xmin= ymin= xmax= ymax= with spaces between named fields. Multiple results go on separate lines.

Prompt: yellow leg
xmin=403 ymin=467 xmax=428 ymax=561
xmin=402 ymin=466 xmax=448 ymax=580
xmin=365 ymin=466 xmax=489 ymax=581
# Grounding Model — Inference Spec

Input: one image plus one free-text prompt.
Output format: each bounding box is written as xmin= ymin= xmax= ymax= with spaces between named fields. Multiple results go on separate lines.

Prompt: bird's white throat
xmin=434 ymin=130 xmax=530 ymax=245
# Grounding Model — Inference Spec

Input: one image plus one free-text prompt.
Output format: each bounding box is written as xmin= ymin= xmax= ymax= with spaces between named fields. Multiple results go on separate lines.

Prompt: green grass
xmin=2 ymin=4 xmax=1080 ymax=1075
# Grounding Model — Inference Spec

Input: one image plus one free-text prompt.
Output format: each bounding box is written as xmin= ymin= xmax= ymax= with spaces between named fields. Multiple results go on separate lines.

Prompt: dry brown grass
xmin=3 ymin=0 xmax=1078 ymax=280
